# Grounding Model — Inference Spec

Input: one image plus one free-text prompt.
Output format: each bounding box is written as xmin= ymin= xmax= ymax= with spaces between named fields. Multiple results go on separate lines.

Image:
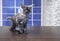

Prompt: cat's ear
xmin=28 ymin=5 xmax=33 ymax=9
xmin=20 ymin=4 xmax=25 ymax=8
xmin=28 ymin=7 xmax=32 ymax=10
xmin=27 ymin=4 xmax=34 ymax=9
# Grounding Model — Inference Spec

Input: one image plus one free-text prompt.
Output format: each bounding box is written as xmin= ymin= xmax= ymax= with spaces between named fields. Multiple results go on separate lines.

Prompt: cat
xmin=7 ymin=4 xmax=32 ymax=34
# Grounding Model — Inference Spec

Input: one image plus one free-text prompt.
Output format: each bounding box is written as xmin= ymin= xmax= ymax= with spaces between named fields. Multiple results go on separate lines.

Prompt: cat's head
xmin=20 ymin=4 xmax=33 ymax=14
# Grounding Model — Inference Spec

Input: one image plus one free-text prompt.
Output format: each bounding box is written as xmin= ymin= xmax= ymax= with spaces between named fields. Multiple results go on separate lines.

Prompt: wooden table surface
xmin=0 ymin=26 xmax=60 ymax=41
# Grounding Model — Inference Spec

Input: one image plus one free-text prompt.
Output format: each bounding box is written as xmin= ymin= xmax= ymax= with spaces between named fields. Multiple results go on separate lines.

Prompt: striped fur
xmin=9 ymin=4 xmax=32 ymax=33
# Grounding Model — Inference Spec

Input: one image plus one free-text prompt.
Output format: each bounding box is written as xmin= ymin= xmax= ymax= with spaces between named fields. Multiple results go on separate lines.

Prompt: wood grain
xmin=0 ymin=26 xmax=60 ymax=41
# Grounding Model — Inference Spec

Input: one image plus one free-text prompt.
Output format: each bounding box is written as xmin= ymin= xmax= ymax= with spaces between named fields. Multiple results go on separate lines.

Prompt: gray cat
xmin=7 ymin=4 xmax=32 ymax=34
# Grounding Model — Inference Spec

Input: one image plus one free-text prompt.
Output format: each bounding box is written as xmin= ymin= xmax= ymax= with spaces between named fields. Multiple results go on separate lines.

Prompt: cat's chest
xmin=17 ymin=14 xmax=26 ymax=19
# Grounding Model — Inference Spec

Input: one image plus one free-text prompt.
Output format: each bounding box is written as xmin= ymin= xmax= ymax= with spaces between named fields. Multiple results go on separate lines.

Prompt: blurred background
xmin=1 ymin=0 xmax=60 ymax=26
xmin=0 ymin=0 xmax=41 ymax=26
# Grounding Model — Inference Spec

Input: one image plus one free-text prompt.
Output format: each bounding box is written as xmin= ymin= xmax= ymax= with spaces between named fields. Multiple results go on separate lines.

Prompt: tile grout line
xmin=14 ymin=0 xmax=16 ymax=15
xmin=2 ymin=6 xmax=41 ymax=8
xmin=32 ymin=0 xmax=34 ymax=26
xmin=1 ymin=0 xmax=2 ymax=26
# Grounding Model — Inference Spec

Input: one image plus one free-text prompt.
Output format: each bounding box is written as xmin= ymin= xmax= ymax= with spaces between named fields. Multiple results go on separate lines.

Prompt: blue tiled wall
xmin=3 ymin=8 xmax=15 ymax=13
xmin=24 ymin=0 xmax=32 ymax=5
xmin=2 ymin=0 xmax=14 ymax=26
xmin=33 ymin=0 xmax=41 ymax=6
xmin=16 ymin=0 xmax=23 ymax=7
xmin=2 ymin=0 xmax=14 ymax=7
xmin=33 ymin=8 xmax=41 ymax=13
xmin=2 ymin=0 xmax=41 ymax=26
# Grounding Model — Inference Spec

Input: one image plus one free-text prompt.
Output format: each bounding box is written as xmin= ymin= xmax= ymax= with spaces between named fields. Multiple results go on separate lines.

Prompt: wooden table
xmin=0 ymin=26 xmax=60 ymax=41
